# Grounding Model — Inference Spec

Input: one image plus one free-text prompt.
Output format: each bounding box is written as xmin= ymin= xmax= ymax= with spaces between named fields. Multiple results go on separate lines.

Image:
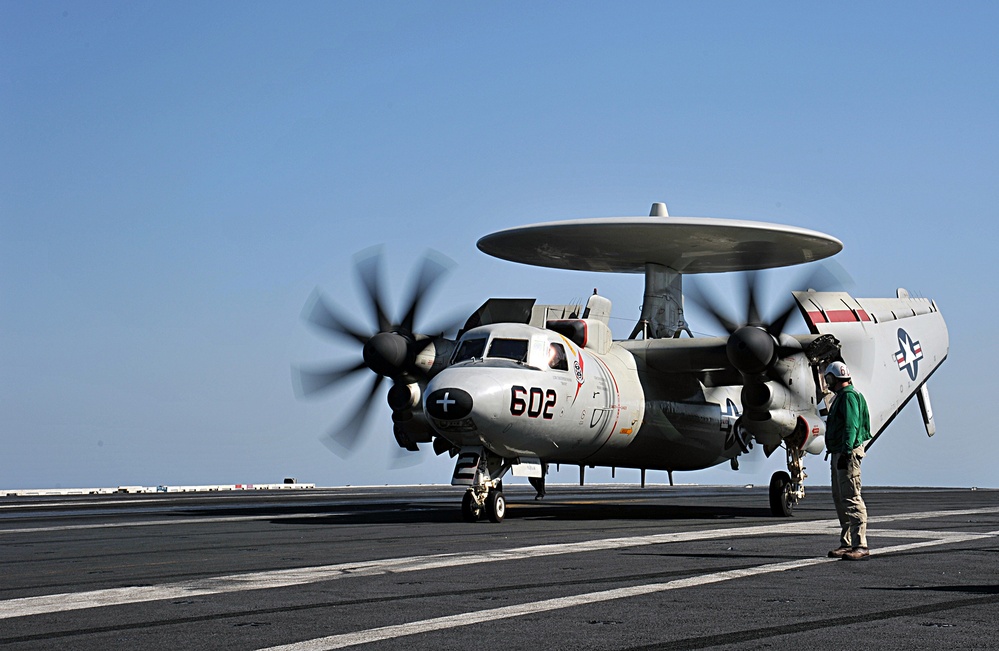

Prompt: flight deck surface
xmin=2 ymin=485 xmax=997 ymax=650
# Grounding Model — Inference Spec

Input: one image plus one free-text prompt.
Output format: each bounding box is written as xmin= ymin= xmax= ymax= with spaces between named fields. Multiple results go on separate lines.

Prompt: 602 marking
xmin=510 ymin=386 xmax=557 ymax=420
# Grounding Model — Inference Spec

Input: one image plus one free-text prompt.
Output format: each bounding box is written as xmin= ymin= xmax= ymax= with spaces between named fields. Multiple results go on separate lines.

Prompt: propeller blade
xmin=292 ymin=359 xmax=368 ymax=397
xmin=421 ymin=308 xmax=473 ymax=341
xmin=766 ymin=260 xmax=855 ymax=340
xmin=399 ymin=250 xmax=454 ymax=334
xmin=355 ymin=248 xmax=393 ymax=333
xmin=743 ymin=270 xmax=763 ymax=327
xmin=800 ymin=258 xmax=855 ymax=293
xmin=766 ymin=302 xmax=799 ymax=341
xmin=323 ymin=374 xmax=385 ymax=455
xmin=684 ymin=281 xmax=739 ymax=335
xmin=688 ymin=259 xmax=856 ymax=392
xmin=297 ymin=247 xmax=461 ymax=459
xmin=389 ymin=439 xmax=424 ymax=468
xmin=302 ymin=289 xmax=370 ymax=345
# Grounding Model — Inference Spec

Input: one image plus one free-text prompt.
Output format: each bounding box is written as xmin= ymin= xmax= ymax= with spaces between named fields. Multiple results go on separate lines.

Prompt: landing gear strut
xmin=770 ymin=446 xmax=807 ymax=517
xmin=528 ymin=472 xmax=546 ymax=500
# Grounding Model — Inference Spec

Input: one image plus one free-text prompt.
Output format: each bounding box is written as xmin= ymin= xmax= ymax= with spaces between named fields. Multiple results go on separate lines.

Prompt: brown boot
xmin=828 ymin=546 xmax=851 ymax=558
xmin=843 ymin=547 xmax=870 ymax=561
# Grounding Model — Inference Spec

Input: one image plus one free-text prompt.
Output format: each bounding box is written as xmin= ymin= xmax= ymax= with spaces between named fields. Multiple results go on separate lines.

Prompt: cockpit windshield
xmin=452 ymin=337 xmax=487 ymax=363
xmin=487 ymin=338 xmax=529 ymax=363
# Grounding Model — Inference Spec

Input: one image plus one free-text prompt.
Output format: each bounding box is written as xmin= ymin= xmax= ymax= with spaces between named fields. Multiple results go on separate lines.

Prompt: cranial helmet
xmin=824 ymin=361 xmax=851 ymax=380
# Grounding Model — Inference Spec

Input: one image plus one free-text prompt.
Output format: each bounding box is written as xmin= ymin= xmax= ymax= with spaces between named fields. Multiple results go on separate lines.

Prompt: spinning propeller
xmin=686 ymin=262 xmax=849 ymax=382
xmin=688 ymin=270 xmax=799 ymax=382
xmin=686 ymin=261 xmax=849 ymax=455
xmin=293 ymin=248 xmax=457 ymax=454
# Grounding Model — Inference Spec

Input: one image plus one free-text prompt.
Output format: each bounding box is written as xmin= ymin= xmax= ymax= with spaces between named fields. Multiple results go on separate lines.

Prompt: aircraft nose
xmin=425 ymin=370 xmax=515 ymax=452
xmin=425 ymin=387 xmax=473 ymax=420
xmin=425 ymin=369 xmax=505 ymax=426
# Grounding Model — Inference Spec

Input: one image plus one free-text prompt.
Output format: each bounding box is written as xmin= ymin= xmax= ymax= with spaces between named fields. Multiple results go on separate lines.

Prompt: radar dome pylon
xmin=629 ymin=202 xmax=691 ymax=339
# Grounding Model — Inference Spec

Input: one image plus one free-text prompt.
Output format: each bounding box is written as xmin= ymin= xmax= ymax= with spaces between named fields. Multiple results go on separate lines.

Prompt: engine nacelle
xmin=413 ymin=337 xmax=457 ymax=377
xmin=741 ymin=408 xmax=826 ymax=454
xmin=388 ymin=381 xmax=422 ymax=411
xmin=741 ymin=381 xmax=793 ymax=415
xmin=739 ymin=347 xmax=825 ymax=453
xmin=392 ymin=413 xmax=434 ymax=449
xmin=793 ymin=415 xmax=826 ymax=455
xmin=740 ymin=408 xmax=798 ymax=447
xmin=388 ymin=381 xmax=433 ymax=449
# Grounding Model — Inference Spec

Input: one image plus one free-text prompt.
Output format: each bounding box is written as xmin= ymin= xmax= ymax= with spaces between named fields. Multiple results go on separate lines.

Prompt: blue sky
xmin=2 ymin=2 xmax=996 ymax=490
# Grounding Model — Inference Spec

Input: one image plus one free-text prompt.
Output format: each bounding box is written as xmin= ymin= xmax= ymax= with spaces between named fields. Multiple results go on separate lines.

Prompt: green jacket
xmin=825 ymin=384 xmax=871 ymax=454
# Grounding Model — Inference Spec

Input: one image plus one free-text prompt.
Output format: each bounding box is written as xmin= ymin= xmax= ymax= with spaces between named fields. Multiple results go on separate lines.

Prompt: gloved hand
xmin=836 ymin=454 xmax=849 ymax=470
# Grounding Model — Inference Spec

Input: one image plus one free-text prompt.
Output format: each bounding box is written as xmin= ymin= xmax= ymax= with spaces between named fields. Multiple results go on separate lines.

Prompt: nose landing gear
xmin=460 ymin=483 xmax=506 ymax=522
xmin=453 ymin=446 xmax=510 ymax=523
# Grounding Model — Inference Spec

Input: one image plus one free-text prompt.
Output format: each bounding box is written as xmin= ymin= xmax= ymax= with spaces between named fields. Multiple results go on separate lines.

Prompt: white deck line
xmin=257 ymin=533 xmax=994 ymax=651
xmin=2 ymin=507 xmax=997 ymax=621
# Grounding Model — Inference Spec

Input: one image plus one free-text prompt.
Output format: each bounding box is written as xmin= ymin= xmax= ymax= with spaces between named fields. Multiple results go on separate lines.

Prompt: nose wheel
xmin=453 ymin=447 xmax=511 ymax=523
xmin=485 ymin=490 xmax=506 ymax=522
xmin=460 ymin=485 xmax=506 ymax=523
xmin=461 ymin=490 xmax=482 ymax=522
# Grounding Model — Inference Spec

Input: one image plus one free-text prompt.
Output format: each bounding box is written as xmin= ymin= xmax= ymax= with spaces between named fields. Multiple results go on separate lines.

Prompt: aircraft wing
xmin=620 ymin=337 xmax=728 ymax=372
xmin=617 ymin=337 xmax=747 ymax=387
xmin=793 ymin=289 xmax=949 ymax=439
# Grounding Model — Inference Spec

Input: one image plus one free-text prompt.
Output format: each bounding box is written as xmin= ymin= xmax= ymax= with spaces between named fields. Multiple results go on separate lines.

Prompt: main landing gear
xmin=769 ymin=446 xmax=807 ymax=517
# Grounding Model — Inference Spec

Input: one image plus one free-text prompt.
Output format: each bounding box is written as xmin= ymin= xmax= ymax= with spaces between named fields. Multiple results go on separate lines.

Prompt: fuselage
xmin=424 ymin=323 xmax=743 ymax=472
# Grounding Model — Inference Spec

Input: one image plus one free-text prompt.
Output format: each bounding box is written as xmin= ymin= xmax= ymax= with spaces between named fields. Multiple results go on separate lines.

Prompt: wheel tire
xmin=485 ymin=491 xmax=506 ymax=523
xmin=461 ymin=491 xmax=480 ymax=522
xmin=769 ymin=471 xmax=794 ymax=517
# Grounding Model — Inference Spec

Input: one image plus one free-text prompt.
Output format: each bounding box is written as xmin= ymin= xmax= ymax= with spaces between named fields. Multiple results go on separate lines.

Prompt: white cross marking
xmin=437 ymin=391 xmax=456 ymax=413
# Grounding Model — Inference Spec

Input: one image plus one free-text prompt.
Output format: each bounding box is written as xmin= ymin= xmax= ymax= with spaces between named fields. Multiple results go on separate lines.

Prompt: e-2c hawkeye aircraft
xmin=294 ymin=203 xmax=948 ymax=522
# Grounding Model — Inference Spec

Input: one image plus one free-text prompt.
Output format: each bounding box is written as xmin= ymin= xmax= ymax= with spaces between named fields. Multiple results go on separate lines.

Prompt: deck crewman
xmin=824 ymin=361 xmax=872 ymax=561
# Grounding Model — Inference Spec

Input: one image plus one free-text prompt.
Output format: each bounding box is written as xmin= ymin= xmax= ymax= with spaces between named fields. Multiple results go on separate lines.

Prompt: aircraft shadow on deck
xmin=179 ymin=500 xmax=776 ymax=526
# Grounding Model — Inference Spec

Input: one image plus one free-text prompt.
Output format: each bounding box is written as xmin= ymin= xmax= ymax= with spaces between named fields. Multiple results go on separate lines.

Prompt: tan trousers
xmin=831 ymin=449 xmax=868 ymax=548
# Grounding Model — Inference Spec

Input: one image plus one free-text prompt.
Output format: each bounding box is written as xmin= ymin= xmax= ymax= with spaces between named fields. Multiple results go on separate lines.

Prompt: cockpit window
xmin=452 ymin=337 xmax=487 ymax=363
xmin=487 ymin=338 xmax=529 ymax=362
xmin=548 ymin=342 xmax=568 ymax=371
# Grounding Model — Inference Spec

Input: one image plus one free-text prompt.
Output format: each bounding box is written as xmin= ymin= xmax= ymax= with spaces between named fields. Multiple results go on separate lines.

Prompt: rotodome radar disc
xmin=477 ymin=216 xmax=843 ymax=274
